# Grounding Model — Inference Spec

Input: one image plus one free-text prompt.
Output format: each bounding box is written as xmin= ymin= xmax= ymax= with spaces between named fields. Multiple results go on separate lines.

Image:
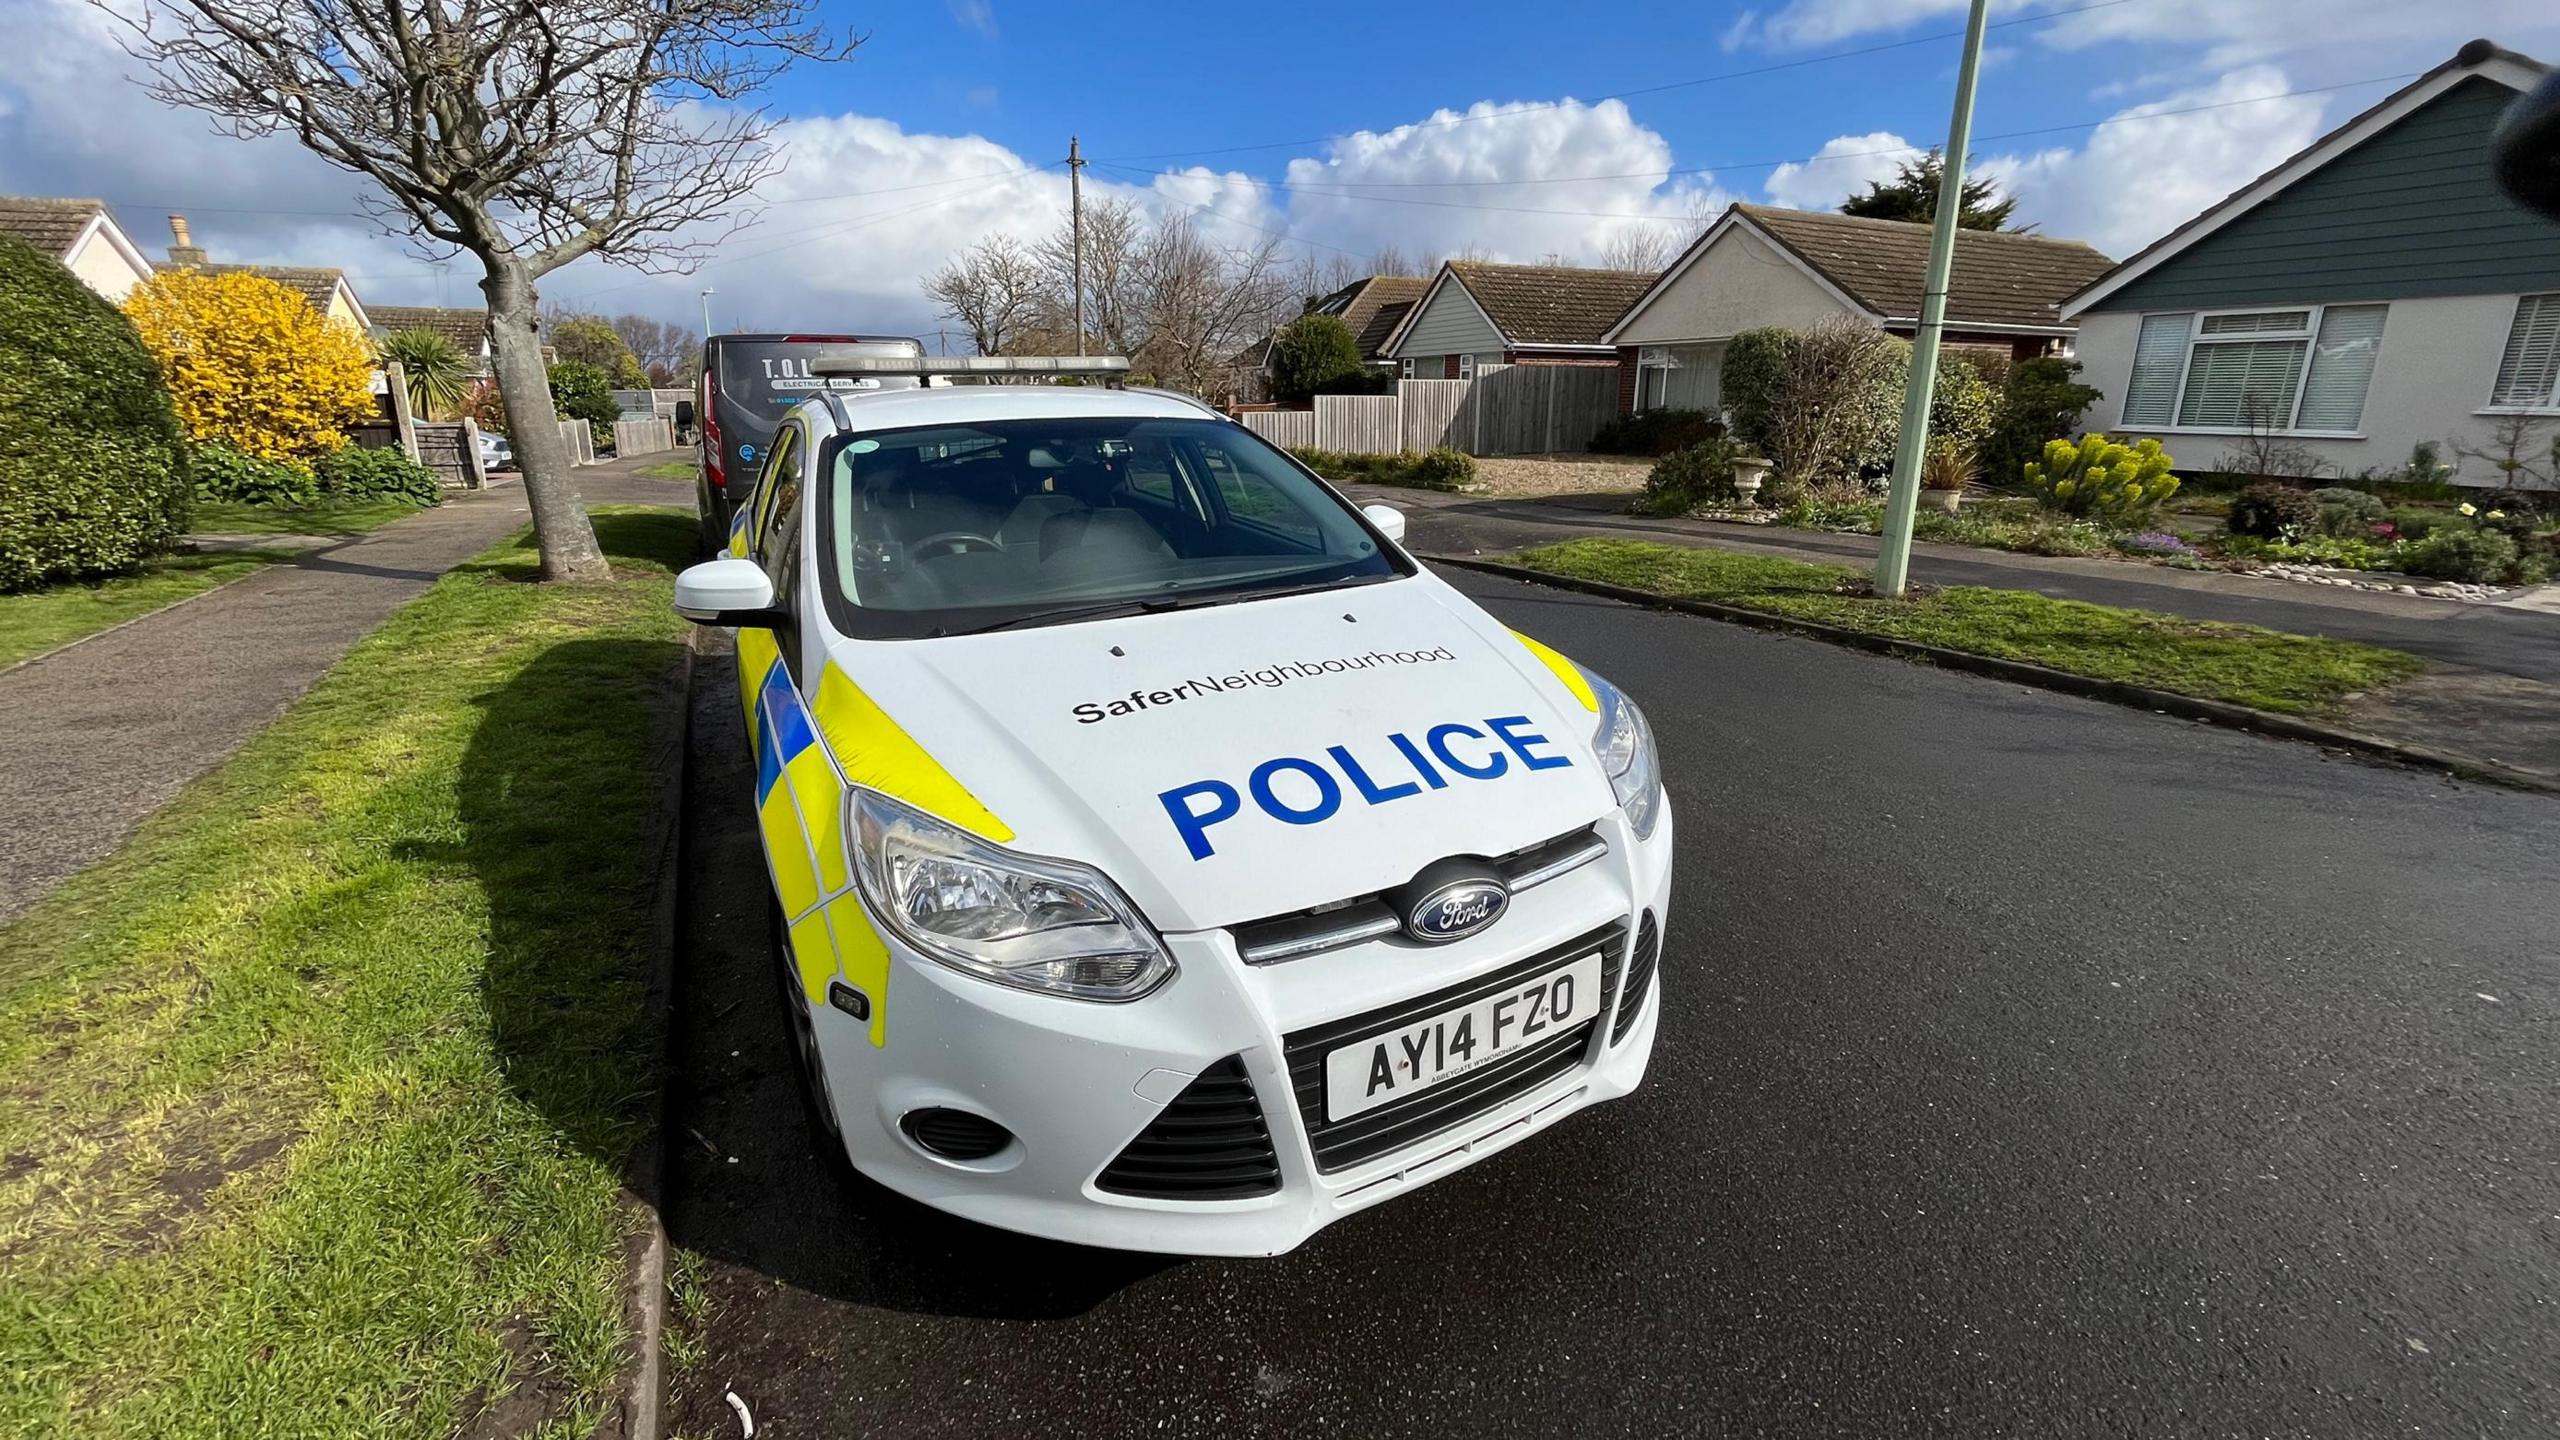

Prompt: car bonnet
xmin=813 ymin=573 xmax=1618 ymax=934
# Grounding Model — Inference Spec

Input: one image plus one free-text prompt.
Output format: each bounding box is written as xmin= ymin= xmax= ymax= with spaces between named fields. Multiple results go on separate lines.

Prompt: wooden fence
xmin=412 ymin=421 xmax=484 ymax=488
xmin=612 ymin=417 xmax=677 ymax=456
xmin=1238 ymin=368 xmax=1619 ymax=457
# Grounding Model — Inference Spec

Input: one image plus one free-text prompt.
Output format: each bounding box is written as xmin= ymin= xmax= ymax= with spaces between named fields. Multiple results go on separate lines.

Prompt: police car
xmin=674 ymin=354 xmax=1671 ymax=1256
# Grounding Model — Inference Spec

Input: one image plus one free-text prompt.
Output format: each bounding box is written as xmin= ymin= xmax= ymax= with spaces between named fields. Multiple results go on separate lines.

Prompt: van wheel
xmin=771 ymin=901 xmax=852 ymax=1167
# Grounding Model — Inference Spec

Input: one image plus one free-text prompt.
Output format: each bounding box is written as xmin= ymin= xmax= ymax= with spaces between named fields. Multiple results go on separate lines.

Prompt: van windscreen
xmin=709 ymin=339 xmax=922 ymax=483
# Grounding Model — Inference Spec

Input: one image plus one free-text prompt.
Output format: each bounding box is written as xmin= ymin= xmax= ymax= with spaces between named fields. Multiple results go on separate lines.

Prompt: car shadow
xmin=661 ymin=635 xmax=1181 ymax=1322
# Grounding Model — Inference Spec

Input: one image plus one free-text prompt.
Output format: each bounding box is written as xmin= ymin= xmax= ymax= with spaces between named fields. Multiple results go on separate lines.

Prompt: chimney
xmin=166 ymin=214 xmax=207 ymax=267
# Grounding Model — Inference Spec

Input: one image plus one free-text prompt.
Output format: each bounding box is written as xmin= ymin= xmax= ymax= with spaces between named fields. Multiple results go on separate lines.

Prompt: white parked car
xmin=673 ymin=356 xmax=1672 ymax=1255
xmin=477 ymin=431 xmax=514 ymax=472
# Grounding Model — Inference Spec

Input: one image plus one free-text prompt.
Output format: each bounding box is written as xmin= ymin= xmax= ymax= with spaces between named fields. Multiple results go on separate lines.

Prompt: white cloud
xmin=944 ymin=0 xmax=997 ymax=40
xmin=1277 ymin=99 xmax=1730 ymax=267
xmin=1736 ymin=0 xmax=2560 ymax=70
xmin=1762 ymin=131 xmax=1918 ymax=212
xmin=1758 ymin=68 xmax=2329 ymax=259
xmin=1981 ymin=65 xmax=2327 ymax=257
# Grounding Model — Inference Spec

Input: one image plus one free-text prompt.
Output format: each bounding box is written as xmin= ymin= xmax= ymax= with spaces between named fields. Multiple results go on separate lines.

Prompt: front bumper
xmin=808 ymin=800 xmax=1675 ymax=1256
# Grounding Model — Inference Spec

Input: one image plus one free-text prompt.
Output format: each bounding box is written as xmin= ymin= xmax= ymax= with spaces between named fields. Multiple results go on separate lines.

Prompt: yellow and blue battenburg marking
xmin=738 ymin=645 xmax=1013 ymax=1051
xmin=1511 ymin=630 xmax=1599 ymax=712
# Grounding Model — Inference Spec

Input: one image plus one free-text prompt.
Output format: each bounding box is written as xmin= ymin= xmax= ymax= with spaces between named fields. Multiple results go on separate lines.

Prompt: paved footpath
xmin=0 ymin=456 xmax=692 ymax=921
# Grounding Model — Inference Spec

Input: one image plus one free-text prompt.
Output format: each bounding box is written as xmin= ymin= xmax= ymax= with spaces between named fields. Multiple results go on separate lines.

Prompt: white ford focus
xmin=675 ymin=355 xmax=1672 ymax=1256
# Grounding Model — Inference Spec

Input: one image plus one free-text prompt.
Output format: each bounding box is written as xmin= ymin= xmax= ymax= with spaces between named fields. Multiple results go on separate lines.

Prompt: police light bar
xmin=810 ymin=354 xmax=1134 ymax=378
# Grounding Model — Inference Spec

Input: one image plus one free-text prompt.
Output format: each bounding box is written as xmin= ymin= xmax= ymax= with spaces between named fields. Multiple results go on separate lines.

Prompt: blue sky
xmin=3 ymin=0 xmax=2554 ymax=338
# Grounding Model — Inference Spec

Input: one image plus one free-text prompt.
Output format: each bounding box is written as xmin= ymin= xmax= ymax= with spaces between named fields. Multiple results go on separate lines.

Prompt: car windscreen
xmin=815 ymin=416 xmax=1409 ymax=638
xmin=709 ymin=340 xmax=919 ymax=480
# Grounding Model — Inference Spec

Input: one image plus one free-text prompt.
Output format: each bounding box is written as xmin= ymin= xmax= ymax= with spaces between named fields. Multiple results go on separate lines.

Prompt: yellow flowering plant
xmin=2023 ymin=433 xmax=2180 ymax=524
xmin=123 ymin=269 xmax=377 ymax=466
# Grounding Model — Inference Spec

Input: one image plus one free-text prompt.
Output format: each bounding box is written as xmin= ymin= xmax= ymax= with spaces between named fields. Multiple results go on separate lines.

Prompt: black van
xmin=695 ymin=333 xmax=927 ymax=550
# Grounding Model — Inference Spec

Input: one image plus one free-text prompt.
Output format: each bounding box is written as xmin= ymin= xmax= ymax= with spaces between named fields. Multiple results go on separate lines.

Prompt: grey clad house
xmin=2062 ymin=40 xmax=2560 ymax=485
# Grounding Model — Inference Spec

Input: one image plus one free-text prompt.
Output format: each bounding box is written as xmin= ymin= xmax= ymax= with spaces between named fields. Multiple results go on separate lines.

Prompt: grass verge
xmin=190 ymin=496 xmax=435 ymax=537
xmin=1511 ymin=537 xmax=2425 ymax=715
xmin=0 ymin=507 xmax=693 ymax=1438
xmin=639 ymin=462 xmax=696 ymax=481
xmin=0 ymin=550 xmax=294 ymax=669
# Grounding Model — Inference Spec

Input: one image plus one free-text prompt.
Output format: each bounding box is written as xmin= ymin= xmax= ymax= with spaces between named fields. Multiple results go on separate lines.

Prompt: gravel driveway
xmin=1469 ymin=453 xmax=1651 ymax=499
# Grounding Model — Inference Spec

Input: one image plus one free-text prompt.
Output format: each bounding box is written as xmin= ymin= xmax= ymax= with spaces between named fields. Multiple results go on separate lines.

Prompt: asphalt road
xmin=664 ymin=569 xmax=2559 ymax=1439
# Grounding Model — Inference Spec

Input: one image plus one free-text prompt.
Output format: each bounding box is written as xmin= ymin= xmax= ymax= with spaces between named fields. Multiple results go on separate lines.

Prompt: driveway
xmin=662 ymin=569 xmax=2559 ymax=1438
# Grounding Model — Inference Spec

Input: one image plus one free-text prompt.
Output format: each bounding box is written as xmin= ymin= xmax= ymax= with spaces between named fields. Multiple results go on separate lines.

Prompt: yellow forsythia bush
xmin=2024 ymin=433 xmax=2179 ymax=523
xmin=123 ymin=269 xmax=376 ymax=465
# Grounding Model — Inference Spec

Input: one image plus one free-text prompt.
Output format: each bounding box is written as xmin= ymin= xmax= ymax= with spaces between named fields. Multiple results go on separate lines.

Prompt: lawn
xmin=1510 ymin=538 xmax=2426 ymax=716
xmin=639 ymin=461 xmax=696 ymax=481
xmin=0 ymin=550 xmax=293 ymax=669
xmin=190 ymin=496 xmax=434 ymax=537
xmin=0 ymin=507 xmax=694 ymax=1438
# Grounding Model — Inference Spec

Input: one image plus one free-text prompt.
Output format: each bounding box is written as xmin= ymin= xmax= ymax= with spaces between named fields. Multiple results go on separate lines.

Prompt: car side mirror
xmin=674 ymin=557 xmax=785 ymax=626
xmin=1361 ymin=503 xmax=1408 ymax=544
xmin=2492 ymin=66 xmax=2560 ymax=220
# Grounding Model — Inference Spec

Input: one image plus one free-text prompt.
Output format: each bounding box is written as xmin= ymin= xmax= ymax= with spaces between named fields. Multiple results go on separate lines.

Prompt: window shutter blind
xmin=2178 ymin=340 xmax=2307 ymax=429
xmin=2491 ymin=294 xmax=2560 ymax=408
xmin=2294 ymin=305 xmax=2387 ymax=432
xmin=2122 ymin=313 xmax=2190 ymax=426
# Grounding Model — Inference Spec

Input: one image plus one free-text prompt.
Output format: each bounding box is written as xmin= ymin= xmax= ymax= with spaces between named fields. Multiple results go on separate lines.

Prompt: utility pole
xmin=1874 ymin=0 xmax=1990 ymax=598
xmin=699 ymin=287 xmax=716 ymax=341
xmin=1067 ymin=135 xmax=1087 ymax=356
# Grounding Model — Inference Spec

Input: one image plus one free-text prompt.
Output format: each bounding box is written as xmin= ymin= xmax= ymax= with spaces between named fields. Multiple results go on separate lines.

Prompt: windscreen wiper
xmin=963 ymin=573 xmax=1396 ymax=634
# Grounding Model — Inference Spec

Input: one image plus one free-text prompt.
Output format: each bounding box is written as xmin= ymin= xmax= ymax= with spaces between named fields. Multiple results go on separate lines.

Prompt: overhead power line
xmin=1087 ymin=0 xmax=2151 ymax=165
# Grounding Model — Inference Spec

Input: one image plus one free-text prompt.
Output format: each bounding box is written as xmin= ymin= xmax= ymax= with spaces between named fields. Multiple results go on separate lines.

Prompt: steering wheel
xmin=910 ymin=531 xmax=1004 ymax=560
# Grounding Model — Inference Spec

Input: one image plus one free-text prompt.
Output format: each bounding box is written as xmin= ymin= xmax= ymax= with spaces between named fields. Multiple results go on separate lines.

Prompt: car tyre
xmin=770 ymin=900 xmax=857 ymax=1181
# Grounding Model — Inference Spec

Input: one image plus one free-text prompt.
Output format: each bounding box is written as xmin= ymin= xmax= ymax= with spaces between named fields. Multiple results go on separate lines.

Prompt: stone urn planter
xmin=1729 ymin=455 xmax=1773 ymax=508
xmin=1925 ymin=484 xmax=1965 ymax=515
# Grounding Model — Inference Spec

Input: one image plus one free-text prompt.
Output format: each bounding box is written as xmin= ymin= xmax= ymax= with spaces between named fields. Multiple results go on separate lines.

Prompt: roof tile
xmin=0 ymin=196 xmax=109 ymax=259
xmin=1448 ymin=261 xmax=1655 ymax=346
xmin=1734 ymin=204 xmax=2113 ymax=330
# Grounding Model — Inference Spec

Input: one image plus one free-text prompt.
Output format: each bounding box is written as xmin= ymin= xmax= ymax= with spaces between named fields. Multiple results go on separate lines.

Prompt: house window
xmin=2490 ymin=293 xmax=2560 ymax=410
xmin=1636 ymin=346 xmax=1676 ymax=411
xmin=1458 ymin=354 xmax=1476 ymax=381
xmin=2121 ymin=305 xmax=2388 ymax=434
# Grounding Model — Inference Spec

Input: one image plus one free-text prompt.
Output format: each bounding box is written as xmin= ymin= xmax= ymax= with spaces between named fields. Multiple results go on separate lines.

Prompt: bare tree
xmin=1030 ymin=196 xmax=1143 ymax=354
xmin=1369 ymin=243 xmax=1418 ymax=279
xmin=925 ymin=234 xmax=1046 ymax=355
xmin=1129 ymin=214 xmax=1290 ymax=396
xmin=611 ymin=313 xmax=698 ymax=382
xmin=105 ymin=0 xmax=852 ymax=580
xmin=1594 ymin=226 xmax=1676 ymax=273
xmin=1284 ymin=250 xmax=1363 ymax=311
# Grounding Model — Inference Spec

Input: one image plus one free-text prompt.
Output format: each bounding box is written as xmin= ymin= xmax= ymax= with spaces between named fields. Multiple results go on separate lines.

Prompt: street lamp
xmin=699 ymin=287 xmax=716 ymax=338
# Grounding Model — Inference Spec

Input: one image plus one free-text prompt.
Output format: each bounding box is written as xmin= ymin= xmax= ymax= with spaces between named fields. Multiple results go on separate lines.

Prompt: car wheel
xmin=771 ymin=900 xmax=853 ymax=1169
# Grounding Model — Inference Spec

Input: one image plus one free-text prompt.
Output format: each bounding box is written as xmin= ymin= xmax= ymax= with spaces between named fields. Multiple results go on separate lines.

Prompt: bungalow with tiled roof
xmin=370 ymin=305 xmax=495 ymax=376
xmin=0 ymin=196 xmax=154 ymax=300
xmin=155 ymin=213 xmax=373 ymax=331
xmin=1230 ymin=274 xmax=1429 ymax=403
xmin=1601 ymin=202 xmax=2113 ymax=415
xmin=1380 ymin=261 xmax=1656 ymax=380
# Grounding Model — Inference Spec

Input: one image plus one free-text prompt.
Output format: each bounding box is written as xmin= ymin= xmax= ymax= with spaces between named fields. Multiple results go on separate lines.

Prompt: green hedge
xmin=1292 ymin=446 xmax=1476 ymax=491
xmin=315 ymin=446 xmax=443 ymax=506
xmin=0 ymin=234 xmax=190 ymax=590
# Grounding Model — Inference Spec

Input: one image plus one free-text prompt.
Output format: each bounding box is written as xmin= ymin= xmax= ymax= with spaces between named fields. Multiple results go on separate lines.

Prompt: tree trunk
xmin=483 ymin=260 xmax=609 ymax=581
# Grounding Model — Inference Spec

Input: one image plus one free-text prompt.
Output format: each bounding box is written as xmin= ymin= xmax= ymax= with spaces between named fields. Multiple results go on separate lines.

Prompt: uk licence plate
xmin=1323 ymin=953 xmax=1603 ymax=1122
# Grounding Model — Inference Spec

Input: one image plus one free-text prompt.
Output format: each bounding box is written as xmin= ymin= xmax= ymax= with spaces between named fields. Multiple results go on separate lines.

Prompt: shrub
xmin=123 ymin=268 xmax=376 ymax=464
xmin=1764 ymin=318 xmax=1904 ymax=486
xmin=547 ymin=360 xmax=621 ymax=427
xmin=1720 ymin=328 xmax=1792 ymax=453
xmin=1267 ymin=313 xmax=1365 ymax=402
xmin=2226 ymin=482 xmax=2320 ymax=540
xmin=1290 ymin=447 xmax=1473 ymax=492
xmin=1590 ymin=409 xmax=1723 ymax=457
xmin=1411 ymin=446 xmax=1475 ymax=490
xmin=2310 ymin=486 xmax=2387 ymax=536
xmin=546 ymin=314 xmax=651 ymax=389
xmin=0 ymin=234 xmax=192 ymax=589
xmin=2398 ymin=527 xmax=2522 ymax=584
xmin=2023 ymin=433 xmax=2179 ymax=523
xmin=314 ymin=445 xmax=443 ymax=506
xmin=192 ymin=441 xmax=316 ymax=506
xmin=1978 ymin=356 xmax=2100 ymax=490
xmin=1928 ymin=353 xmax=1999 ymax=452
xmin=461 ymin=378 xmax=509 ymax=437
xmin=2117 ymin=530 xmax=2202 ymax=559
xmin=1636 ymin=437 xmax=1747 ymax=515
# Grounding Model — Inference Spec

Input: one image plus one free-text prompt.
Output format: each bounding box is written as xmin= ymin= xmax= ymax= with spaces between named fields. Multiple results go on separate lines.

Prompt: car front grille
xmin=1231 ymin=826 xmax=1608 ymax=966
xmin=1094 ymin=1056 xmax=1282 ymax=1200
xmin=1282 ymin=921 xmax=1626 ymax=1173
xmin=1614 ymin=910 xmax=1659 ymax=1045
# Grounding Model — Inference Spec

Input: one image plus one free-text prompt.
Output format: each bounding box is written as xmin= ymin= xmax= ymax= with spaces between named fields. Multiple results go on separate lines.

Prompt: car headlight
xmin=848 ymin=789 xmax=1175 ymax=1002
xmin=1583 ymin=669 xmax=1663 ymax=841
